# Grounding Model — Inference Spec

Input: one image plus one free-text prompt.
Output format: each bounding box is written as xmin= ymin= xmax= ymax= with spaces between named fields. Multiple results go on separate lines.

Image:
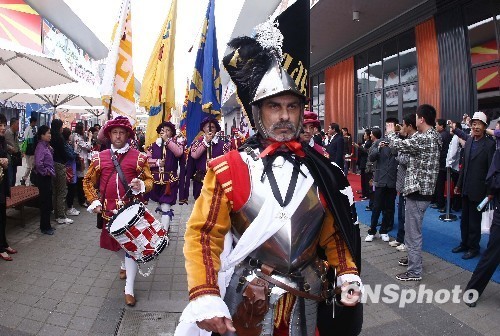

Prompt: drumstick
xmin=122 ymin=168 xmax=145 ymax=200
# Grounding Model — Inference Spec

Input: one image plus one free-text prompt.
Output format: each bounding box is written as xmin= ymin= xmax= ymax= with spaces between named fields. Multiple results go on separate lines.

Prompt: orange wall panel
xmin=324 ymin=57 xmax=354 ymax=134
xmin=416 ymin=18 xmax=440 ymax=116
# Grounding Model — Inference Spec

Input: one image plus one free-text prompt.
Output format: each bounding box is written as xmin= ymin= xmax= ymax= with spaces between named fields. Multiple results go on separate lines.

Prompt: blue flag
xmin=179 ymin=0 xmax=221 ymax=145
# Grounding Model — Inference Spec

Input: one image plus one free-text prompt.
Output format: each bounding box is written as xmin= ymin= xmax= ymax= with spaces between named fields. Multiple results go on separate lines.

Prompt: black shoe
xmin=398 ymin=257 xmax=408 ymax=266
xmin=462 ymin=251 xmax=479 ymax=260
xmin=20 ymin=179 xmax=26 ymax=186
xmin=438 ymin=208 xmax=446 ymax=213
xmin=452 ymin=245 xmax=467 ymax=253
xmin=365 ymin=206 xmax=372 ymax=211
xmin=41 ymin=228 xmax=55 ymax=235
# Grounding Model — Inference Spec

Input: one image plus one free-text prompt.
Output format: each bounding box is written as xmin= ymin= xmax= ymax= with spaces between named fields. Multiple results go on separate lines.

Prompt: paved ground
xmin=0 ymin=179 xmax=499 ymax=335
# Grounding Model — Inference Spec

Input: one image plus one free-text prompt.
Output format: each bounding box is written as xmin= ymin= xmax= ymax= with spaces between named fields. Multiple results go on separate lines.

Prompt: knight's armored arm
xmin=319 ymin=208 xmax=359 ymax=276
xmin=184 ymin=169 xmax=232 ymax=301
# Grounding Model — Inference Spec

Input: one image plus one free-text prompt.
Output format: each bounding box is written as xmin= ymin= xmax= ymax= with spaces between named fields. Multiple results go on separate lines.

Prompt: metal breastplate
xmin=230 ymin=160 xmax=325 ymax=274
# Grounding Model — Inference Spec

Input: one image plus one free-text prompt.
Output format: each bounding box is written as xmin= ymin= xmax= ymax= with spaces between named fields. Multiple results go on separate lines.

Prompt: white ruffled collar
xmin=111 ymin=143 xmax=130 ymax=154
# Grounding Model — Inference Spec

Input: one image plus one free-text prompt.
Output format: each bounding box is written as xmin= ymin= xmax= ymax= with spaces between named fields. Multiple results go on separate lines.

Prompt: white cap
xmin=471 ymin=111 xmax=487 ymax=125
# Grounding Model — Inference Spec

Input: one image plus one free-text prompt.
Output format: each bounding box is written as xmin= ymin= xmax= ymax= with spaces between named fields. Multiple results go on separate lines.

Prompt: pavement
xmin=0 ymin=172 xmax=499 ymax=335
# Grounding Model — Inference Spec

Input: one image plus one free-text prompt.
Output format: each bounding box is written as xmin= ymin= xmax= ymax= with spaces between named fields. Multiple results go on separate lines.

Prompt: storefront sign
xmin=42 ymin=19 xmax=100 ymax=85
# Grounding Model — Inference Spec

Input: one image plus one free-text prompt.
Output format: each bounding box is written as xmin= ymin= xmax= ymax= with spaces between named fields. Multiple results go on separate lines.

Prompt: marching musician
xmin=301 ymin=111 xmax=329 ymax=158
xmin=83 ymin=116 xmax=153 ymax=307
xmin=185 ymin=117 xmax=230 ymax=200
xmin=229 ymin=127 xmax=245 ymax=151
xmin=175 ymin=25 xmax=361 ymax=336
xmin=145 ymin=121 xmax=183 ymax=232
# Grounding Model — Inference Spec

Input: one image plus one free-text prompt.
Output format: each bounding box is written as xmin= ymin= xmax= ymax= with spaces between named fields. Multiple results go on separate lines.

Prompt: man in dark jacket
xmin=365 ymin=124 xmax=398 ymax=242
xmin=452 ymin=112 xmax=495 ymax=259
xmin=326 ymin=123 xmax=344 ymax=169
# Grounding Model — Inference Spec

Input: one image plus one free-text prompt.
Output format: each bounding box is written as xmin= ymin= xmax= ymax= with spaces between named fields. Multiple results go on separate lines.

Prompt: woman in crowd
xmin=50 ymin=119 xmax=72 ymax=225
xmin=0 ymin=114 xmax=16 ymax=260
xmin=63 ymin=127 xmax=79 ymax=217
xmin=35 ymin=125 xmax=56 ymax=235
xmin=353 ymin=129 xmax=372 ymax=200
xmin=72 ymin=122 xmax=91 ymax=207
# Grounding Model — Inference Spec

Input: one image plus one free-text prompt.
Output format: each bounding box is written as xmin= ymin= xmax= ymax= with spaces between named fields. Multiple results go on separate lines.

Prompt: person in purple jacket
xmin=145 ymin=122 xmax=184 ymax=232
xmin=185 ymin=117 xmax=230 ymax=200
xmin=34 ymin=125 xmax=56 ymax=235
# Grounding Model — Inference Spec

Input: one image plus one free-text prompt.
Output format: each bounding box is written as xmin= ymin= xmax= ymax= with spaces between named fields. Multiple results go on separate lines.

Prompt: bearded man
xmin=175 ymin=24 xmax=362 ymax=336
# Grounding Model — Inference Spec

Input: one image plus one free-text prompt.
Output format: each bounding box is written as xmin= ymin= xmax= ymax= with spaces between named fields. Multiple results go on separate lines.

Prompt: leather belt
xmin=255 ymin=270 xmax=325 ymax=302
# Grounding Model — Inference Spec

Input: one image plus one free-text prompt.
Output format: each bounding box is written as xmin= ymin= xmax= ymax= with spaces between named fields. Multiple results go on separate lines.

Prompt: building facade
xmin=310 ymin=0 xmax=500 ymax=141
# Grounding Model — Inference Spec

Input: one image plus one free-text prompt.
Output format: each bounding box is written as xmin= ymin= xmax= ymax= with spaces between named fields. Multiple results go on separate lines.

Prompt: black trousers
xmin=0 ymin=203 xmax=7 ymax=252
xmin=38 ymin=175 xmax=53 ymax=231
xmin=66 ymin=183 xmax=76 ymax=208
xmin=360 ymin=169 xmax=370 ymax=197
xmin=369 ymin=186 xmax=397 ymax=234
xmin=434 ymin=169 xmax=447 ymax=209
xmin=465 ymin=223 xmax=500 ymax=297
xmin=76 ymin=177 xmax=86 ymax=205
xmin=460 ymin=196 xmax=482 ymax=252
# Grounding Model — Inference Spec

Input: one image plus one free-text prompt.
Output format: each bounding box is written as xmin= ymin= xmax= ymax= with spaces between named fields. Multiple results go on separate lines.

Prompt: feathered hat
xmin=222 ymin=21 xmax=305 ymax=138
xmin=103 ymin=116 xmax=134 ymax=139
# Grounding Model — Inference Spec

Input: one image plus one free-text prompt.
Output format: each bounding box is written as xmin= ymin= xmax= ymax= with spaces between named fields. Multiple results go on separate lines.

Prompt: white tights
xmin=160 ymin=203 xmax=172 ymax=232
xmin=117 ymin=250 xmax=137 ymax=296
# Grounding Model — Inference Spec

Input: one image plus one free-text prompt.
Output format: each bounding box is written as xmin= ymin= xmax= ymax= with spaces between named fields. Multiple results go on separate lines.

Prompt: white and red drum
xmin=107 ymin=201 xmax=169 ymax=263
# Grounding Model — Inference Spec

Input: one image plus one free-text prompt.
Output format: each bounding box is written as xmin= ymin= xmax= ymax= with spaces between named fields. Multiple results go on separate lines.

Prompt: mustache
xmin=270 ymin=121 xmax=297 ymax=132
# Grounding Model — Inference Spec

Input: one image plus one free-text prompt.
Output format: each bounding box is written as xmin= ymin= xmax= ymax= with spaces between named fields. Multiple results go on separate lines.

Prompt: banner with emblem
xmin=100 ymin=0 xmax=136 ymax=125
xmin=140 ymin=0 xmax=177 ymax=148
xmin=179 ymin=0 xmax=221 ymax=145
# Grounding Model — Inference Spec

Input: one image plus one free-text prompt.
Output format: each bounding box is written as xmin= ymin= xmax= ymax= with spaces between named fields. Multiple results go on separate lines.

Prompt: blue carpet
xmin=355 ymin=200 xmax=500 ymax=283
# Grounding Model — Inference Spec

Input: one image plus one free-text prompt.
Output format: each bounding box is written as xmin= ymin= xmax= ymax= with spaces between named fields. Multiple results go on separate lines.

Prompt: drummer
xmin=145 ymin=121 xmax=183 ymax=232
xmin=83 ymin=116 xmax=153 ymax=307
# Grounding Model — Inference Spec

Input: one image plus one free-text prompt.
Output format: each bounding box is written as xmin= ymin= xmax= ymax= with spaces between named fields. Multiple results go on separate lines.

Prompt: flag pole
xmin=107 ymin=98 xmax=113 ymax=120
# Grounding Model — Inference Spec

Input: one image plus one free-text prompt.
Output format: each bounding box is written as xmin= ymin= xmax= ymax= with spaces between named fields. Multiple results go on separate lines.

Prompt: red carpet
xmin=347 ymin=173 xmax=363 ymax=201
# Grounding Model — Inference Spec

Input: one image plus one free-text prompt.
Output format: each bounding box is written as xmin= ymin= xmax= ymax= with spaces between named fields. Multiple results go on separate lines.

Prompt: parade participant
xmin=229 ymin=127 xmax=245 ymax=150
xmin=83 ymin=116 xmax=153 ymax=306
xmin=301 ymin=111 xmax=328 ymax=157
xmin=177 ymin=133 xmax=190 ymax=205
xmin=146 ymin=121 xmax=183 ymax=232
xmin=186 ymin=117 xmax=230 ymax=200
xmin=176 ymin=24 xmax=361 ymax=336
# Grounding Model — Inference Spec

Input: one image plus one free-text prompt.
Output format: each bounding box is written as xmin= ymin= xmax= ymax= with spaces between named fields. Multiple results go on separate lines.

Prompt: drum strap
xmin=110 ymin=150 xmax=130 ymax=195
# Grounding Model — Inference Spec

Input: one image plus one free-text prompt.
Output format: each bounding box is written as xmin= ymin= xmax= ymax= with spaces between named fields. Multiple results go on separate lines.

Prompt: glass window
xmin=402 ymin=84 xmax=418 ymax=118
xmin=371 ymin=91 xmax=382 ymax=127
xmin=368 ymin=46 xmax=382 ymax=91
xmin=356 ymin=52 xmax=369 ymax=93
xmin=383 ymin=39 xmax=399 ymax=87
xmin=468 ymin=17 xmax=498 ymax=65
xmin=385 ymin=88 xmax=399 ymax=121
xmin=357 ymin=95 xmax=369 ymax=137
xmin=399 ymin=31 xmax=418 ymax=83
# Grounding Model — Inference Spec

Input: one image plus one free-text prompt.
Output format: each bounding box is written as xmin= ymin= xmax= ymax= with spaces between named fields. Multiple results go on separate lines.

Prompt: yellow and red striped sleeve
xmin=184 ymin=168 xmax=232 ymax=301
xmin=319 ymin=208 xmax=358 ymax=276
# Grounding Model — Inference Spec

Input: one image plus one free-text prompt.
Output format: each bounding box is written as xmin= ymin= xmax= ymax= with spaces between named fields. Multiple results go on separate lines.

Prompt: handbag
xmin=481 ymin=202 xmax=493 ymax=234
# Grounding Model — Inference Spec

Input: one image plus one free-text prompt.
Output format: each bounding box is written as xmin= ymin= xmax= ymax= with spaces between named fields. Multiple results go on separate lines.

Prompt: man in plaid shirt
xmin=385 ymin=104 xmax=442 ymax=281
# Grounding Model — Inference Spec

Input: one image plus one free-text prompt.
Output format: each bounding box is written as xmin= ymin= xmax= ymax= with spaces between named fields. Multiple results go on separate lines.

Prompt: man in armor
xmin=186 ymin=117 xmax=230 ymax=200
xmin=83 ymin=116 xmax=153 ymax=307
xmin=145 ymin=121 xmax=184 ymax=232
xmin=175 ymin=23 xmax=362 ymax=336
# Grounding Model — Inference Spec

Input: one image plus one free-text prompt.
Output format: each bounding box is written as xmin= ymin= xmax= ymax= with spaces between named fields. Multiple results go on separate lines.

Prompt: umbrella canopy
xmin=0 ymin=39 xmax=75 ymax=90
xmin=0 ymin=82 xmax=102 ymax=109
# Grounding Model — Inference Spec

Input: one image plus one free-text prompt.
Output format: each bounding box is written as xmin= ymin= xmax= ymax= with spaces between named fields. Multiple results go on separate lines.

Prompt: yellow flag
xmin=140 ymin=0 xmax=177 ymax=149
xmin=100 ymin=0 xmax=136 ymax=125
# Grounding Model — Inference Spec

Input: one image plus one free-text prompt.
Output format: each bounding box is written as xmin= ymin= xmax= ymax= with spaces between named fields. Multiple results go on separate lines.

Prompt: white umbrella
xmin=0 ymin=39 xmax=75 ymax=90
xmin=0 ymin=82 xmax=102 ymax=111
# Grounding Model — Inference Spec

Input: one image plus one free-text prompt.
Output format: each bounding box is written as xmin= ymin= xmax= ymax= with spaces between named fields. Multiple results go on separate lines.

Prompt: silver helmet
xmin=223 ymin=21 xmax=306 ymax=140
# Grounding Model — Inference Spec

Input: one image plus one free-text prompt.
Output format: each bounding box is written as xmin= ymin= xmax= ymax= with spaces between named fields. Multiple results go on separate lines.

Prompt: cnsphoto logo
xmin=341 ymin=284 xmax=479 ymax=308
